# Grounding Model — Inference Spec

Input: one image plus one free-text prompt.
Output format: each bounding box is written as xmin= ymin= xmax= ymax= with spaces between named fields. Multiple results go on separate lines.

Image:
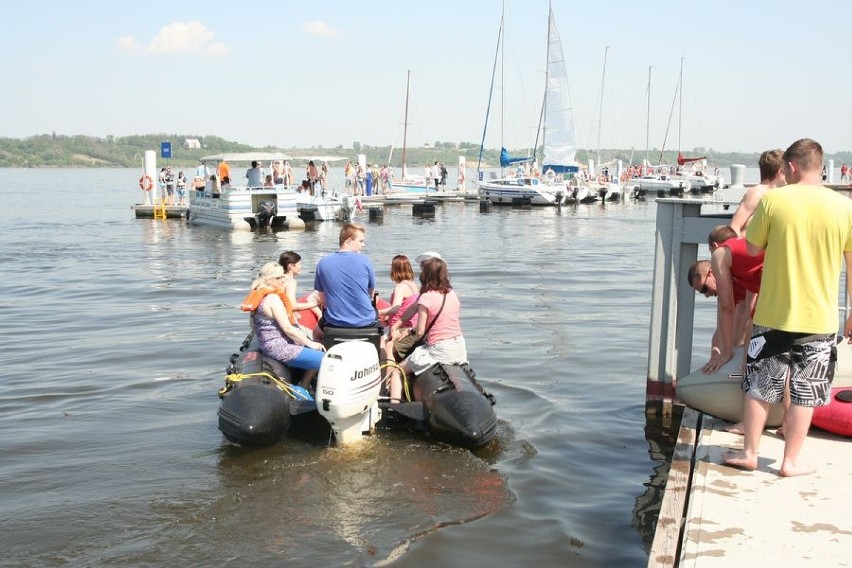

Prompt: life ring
xmin=139 ymin=175 xmax=154 ymax=191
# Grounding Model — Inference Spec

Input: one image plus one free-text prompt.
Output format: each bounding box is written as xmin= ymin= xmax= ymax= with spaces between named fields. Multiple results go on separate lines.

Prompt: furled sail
xmin=500 ymin=147 xmax=535 ymax=167
xmin=541 ymin=7 xmax=578 ymax=174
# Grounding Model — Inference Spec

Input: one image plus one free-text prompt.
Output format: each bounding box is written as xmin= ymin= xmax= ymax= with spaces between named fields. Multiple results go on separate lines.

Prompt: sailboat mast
xmin=477 ymin=10 xmax=504 ymax=176
xmin=596 ymin=45 xmax=609 ymax=166
xmin=500 ymin=0 xmax=506 ymax=175
xmin=677 ymin=57 xmax=683 ymax=154
xmin=645 ymin=65 xmax=651 ymax=164
xmin=541 ymin=4 xmax=553 ymax=166
xmin=402 ymin=70 xmax=410 ymax=179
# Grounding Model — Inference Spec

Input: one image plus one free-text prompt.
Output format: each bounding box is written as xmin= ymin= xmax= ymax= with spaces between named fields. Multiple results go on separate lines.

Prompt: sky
xmin=1 ymin=0 xmax=850 ymax=155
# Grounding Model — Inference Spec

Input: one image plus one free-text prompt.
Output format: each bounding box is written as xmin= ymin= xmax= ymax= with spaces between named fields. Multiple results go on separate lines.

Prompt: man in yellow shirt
xmin=723 ymin=138 xmax=852 ymax=476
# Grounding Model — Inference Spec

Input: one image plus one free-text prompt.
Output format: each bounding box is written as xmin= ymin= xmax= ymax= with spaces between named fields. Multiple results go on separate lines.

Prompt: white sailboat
xmin=477 ymin=4 xmax=576 ymax=206
xmin=633 ymin=64 xmax=692 ymax=197
xmin=386 ymin=71 xmax=430 ymax=197
xmin=671 ymin=58 xmax=722 ymax=193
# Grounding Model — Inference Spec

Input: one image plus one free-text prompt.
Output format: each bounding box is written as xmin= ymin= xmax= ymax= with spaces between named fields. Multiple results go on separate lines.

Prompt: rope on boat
xmin=380 ymin=361 xmax=412 ymax=402
xmin=218 ymin=371 xmax=310 ymax=400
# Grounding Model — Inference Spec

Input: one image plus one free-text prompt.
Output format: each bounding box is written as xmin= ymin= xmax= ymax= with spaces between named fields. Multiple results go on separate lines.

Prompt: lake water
xmin=0 ymin=168 xmax=746 ymax=567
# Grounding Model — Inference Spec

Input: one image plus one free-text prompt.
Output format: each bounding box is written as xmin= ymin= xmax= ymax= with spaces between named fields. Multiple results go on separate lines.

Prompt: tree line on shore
xmin=2 ymin=133 xmax=849 ymax=169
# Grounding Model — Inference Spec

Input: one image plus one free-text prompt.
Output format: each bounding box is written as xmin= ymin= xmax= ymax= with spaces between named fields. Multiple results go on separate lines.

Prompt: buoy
xmin=412 ymin=202 xmax=436 ymax=218
xmin=139 ymin=175 xmax=154 ymax=191
xmin=287 ymin=217 xmax=306 ymax=231
xmin=368 ymin=207 xmax=384 ymax=222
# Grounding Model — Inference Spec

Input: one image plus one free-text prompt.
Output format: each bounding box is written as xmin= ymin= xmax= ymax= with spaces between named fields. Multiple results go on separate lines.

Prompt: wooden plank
xmin=648 ymin=408 xmax=700 ymax=567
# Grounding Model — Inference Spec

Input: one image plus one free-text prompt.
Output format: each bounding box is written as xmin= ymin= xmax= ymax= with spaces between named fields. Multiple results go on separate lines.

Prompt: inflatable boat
xmin=217 ymin=324 xmax=497 ymax=449
xmin=218 ymin=332 xmax=383 ymax=446
xmin=675 ymin=345 xmax=784 ymax=427
xmin=678 ymin=339 xmax=852 ymax=433
xmin=812 ymin=386 xmax=852 ymax=437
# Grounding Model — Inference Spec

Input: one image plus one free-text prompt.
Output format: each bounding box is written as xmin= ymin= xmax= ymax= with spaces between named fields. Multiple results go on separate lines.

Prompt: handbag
xmin=406 ymin=293 xmax=447 ymax=355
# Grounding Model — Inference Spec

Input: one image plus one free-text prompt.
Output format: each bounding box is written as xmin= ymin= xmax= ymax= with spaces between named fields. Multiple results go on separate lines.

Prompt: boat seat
xmin=322 ymin=324 xmax=382 ymax=356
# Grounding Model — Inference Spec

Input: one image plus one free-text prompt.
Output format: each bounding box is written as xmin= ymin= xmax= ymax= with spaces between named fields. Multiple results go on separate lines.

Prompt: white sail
xmin=542 ymin=7 xmax=578 ymax=174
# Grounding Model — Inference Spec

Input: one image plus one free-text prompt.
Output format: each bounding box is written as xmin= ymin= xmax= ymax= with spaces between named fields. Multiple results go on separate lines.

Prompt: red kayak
xmin=811 ymin=386 xmax=852 ymax=437
xmin=296 ymin=294 xmax=391 ymax=330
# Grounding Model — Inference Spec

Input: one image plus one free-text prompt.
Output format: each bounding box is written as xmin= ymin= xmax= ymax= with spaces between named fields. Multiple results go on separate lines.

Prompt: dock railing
xmin=646 ymin=198 xmax=739 ymax=404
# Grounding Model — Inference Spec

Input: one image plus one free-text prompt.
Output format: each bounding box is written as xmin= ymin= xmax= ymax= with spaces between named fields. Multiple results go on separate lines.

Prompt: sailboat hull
xmin=478 ymin=177 xmax=565 ymax=206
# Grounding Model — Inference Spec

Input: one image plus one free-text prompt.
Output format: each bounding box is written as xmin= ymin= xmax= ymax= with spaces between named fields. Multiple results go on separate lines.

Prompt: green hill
xmin=1 ymin=133 xmax=850 ymax=169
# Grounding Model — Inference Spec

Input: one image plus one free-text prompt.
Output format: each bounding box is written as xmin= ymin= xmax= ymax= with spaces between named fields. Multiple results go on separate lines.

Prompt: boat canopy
xmin=499 ymin=147 xmax=535 ymax=168
xmin=676 ymin=152 xmax=706 ymax=166
xmin=199 ymin=152 xmax=292 ymax=164
xmin=290 ymin=155 xmax=348 ymax=163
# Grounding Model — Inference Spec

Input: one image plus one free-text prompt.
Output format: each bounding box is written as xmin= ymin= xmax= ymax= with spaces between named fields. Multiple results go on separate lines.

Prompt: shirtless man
xmin=723 ymin=138 xmax=852 ymax=476
xmin=729 ymin=149 xmax=786 ymax=236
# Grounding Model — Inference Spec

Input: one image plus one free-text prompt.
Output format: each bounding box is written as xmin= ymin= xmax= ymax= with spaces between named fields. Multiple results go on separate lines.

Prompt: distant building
xmin=183 ymin=138 xmax=201 ymax=149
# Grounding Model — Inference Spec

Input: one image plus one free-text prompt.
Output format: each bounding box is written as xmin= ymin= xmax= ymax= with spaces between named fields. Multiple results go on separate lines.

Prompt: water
xmin=0 ymin=169 xmax=740 ymax=567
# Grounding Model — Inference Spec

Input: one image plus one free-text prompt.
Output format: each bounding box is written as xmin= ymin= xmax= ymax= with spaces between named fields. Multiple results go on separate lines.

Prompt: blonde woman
xmin=248 ymin=262 xmax=326 ymax=386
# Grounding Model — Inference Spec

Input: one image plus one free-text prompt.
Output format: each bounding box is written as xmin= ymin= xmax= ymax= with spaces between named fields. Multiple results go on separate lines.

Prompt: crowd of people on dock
xmin=239 ymin=222 xmax=467 ymax=403
xmin=686 ymin=138 xmax=852 ymax=478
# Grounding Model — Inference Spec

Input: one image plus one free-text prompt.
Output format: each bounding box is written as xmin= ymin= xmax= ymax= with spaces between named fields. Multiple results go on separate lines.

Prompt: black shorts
xmin=745 ymin=326 xmax=836 ymax=407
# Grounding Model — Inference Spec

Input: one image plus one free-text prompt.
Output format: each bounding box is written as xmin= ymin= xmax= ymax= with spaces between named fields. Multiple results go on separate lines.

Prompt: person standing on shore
xmin=723 ymin=138 xmax=852 ymax=477
xmin=729 ymin=149 xmax=786 ymax=236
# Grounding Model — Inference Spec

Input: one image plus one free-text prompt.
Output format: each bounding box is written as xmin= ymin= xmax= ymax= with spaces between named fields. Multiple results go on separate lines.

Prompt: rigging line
xmin=658 ymin=62 xmax=681 ymax=165
xmin=596 ymin=46 xmax=609 ymax=165
xmin=477 ymin=11 xmax=504 ymax=176
xmin=646 ymin=66 xmax=651 ymax=163
xmin=685 ymin=65 xmax=712 ymax=160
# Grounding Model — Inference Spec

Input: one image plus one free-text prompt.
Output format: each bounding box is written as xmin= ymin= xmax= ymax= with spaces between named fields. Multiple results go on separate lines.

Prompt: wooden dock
xmin=650 ymin=344 xmax=852 ymax=567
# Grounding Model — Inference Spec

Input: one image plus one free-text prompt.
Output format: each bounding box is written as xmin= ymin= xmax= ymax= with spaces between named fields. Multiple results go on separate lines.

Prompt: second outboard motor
xmin=256 ymin=200 xmax=276 ymax=229
xmin=337 ymin=195 xmax=355 ymax=222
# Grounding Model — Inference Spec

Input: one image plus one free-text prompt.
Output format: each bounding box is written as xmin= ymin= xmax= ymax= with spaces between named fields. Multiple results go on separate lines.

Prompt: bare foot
xmin=725 ymin=422 xmax=744 ymax=435
xmin=775 ymin=425 xmax=786 ymax=439
xmin=722 ymin=450 xmax=757 ymax=470
xmin=779 ymin=460 xmax=815 ymax=477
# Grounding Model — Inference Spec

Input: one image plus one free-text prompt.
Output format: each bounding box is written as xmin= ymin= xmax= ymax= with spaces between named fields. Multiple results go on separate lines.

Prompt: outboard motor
xmin=337 ymin=195 xmax=355 ymax=222
xmin=315 ymin=341 xmax=382 ymax=444
xmin=256 ymin=200 xmax=276 ymax=229
xmin=321 ymin=324 xmax=382 ymax=356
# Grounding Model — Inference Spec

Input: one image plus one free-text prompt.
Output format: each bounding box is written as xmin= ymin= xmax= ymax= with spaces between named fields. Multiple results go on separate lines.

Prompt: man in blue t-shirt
xmin=314 ymin=223 xmax=377 ymax=329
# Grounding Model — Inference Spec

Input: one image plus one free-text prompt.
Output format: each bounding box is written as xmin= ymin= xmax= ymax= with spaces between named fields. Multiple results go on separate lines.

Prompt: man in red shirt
xmin=687 ymin=225 xmax=765 ymax=373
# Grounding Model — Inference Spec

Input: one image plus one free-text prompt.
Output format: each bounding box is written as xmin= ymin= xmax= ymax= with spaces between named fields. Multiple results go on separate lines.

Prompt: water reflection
xmin=212 ymin=419 xmax=519 ymax=565
xmin=632 ymin=402 xmax=683 ymax=553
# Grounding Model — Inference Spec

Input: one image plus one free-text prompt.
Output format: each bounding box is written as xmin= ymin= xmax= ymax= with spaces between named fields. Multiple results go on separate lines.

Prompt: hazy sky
xmin=2 ymin=0 xmax=850 ymax=154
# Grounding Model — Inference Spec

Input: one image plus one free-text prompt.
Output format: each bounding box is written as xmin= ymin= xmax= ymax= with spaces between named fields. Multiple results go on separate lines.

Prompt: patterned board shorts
xmin=744 ymin=325 xmax=837 ymax=407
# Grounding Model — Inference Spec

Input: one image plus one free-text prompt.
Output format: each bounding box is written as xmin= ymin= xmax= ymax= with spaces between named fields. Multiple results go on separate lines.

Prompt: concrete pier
xmin=650 ymin=347 xmax=852 ymax=566
xmin=647 ymin=195 xmax=852 ymax=567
